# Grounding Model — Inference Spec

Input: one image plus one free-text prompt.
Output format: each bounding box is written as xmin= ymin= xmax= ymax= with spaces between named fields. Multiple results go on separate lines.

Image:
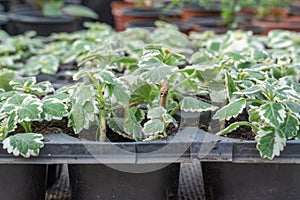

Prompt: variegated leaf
xmin=284 ymin=101 xmax=300 ymax=119
xmin=72 ymin=84 xmax=96 ymax=105
xmin=279 ymin=113 xmax=299 ymax=139
xmin=25 ymin=55 xmax=59 ymax=75
xmin=9 ymin=77 xmax=36 ymax=91
xmin=0 ymin=112 xmax=18 ymax=140
xmin=3 ymin=133 xmax=44 ymax=158
xmin=225 ymin=72 xmax=236 ymax=101
xmin=28 ymin=81 xmax=54 ymax=96
xmin=93 ymin=70 xmax=115 ymax=84
xmin=124 ymin=107 xmax=142 ymax=141
xmin=44 ymin=92 xmax=71 ymax=103
xmin=18 ymin=99 xmax=43 ymax=122
xmin=163 ymin=113 xmax=178 ymax=128
xmin=143 ymin=119 xmax=164 ymax=136
xmin=217 ymin=121 xmax=256 ymax=136
xmin=110 ymin=80 xmax=130 ymax=103
xmin=0 ymin=91 xmax=15 ymax=101
xmin=181 ymin=97 xmax=217 ymax=112
xmin=248 ymin=106 xmax=262 ymax=123
xmin=107 ymin=117 xmax=125 ymax=136
xmin=6 ymin=93 xmax=30 ymax=106
xmin=42 ymin=99 xmax=69 ymax=121
xmin=213 ymin=98 xmax=247 ymax=121
xmin=234 ymin=85 xmax=261 ymax=95
xmin=259 ymin=103 xmax=286 ymax=127
xmin=256 ymin=126 xmax=286 ymax=160
xmin=147 ymin=106 xmax=166 ymax=119
xmin=141 ymin=66 xmax=173 ymax=84
xmin=70 ymin=101 xmax=98 ymax=134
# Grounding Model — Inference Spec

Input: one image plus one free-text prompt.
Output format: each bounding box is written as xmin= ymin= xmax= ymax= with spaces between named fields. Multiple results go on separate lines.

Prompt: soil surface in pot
xmin=12 ymin=118 xmax=75 ymax=138
xmin=224 ymin=109 xmax=256 ymax=140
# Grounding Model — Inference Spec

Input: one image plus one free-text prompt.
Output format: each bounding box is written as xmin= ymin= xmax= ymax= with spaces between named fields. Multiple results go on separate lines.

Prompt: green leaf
xmin=259 ymin=103 xmax=286 ymax=127
xmin=93 ymin=70 xmax=115 ymax=84
xmin=143 ymin=119 xmax=164 ymax=136
xmin=248 ymin=106 xmax=261 ymax=123
xmin=251 ymin=49 xmax=270 ymax=62
xmin=62 ymin=5 xmax=99 ymax=19
xmin=107 ymin=117 xmax=125 ymax=136
xmin=213 ymin=98 xmax=247 ymax=121
xmin=70 ymin=101 xmax=98 ymax=134
xmin=43 ymin=1 xmax=63 ymax=17
xmin=234 ymin=85 xmax=262 ymax=95
xmin=6 ymin=93 xmax=31 ymax=106
xmin=24 ymin=55 xmax=59 ymax=75
xmin=18 ymin=99 xmax=43 ymax=122
xmin=147 ymin=107 xmax=166 ymax=119
xmin=181 ymin=97 xmax=217 ymax=112
xmin=141 ymin=66 xmax=174 ymax=84
xmin=72 ymin=84 xmax=96 ymax=105
xmin=0 ymin=91 xmax=15 ymax=101
xmin=42 ymin=99 xmax=69 ymax=121
xmin=121 ymin=76 xmax=158 ymax=104
xmin=28 ymin=81 xmax=54 ymax=97
xmin=256 ymin=126 xmax=286 ymax=160
xmin=217 ymin=121 xmax=256 ymax=136
xmin=44 ymin=93 xmax=70 ymax=103
xmin=0 ymin=70 xmax=15 ymax=91
xmin=9 ymin=77 xmax=36 ymax=91
xmin=285 ymin=101 xmax=300 ymax=119
xmin=124 ymin=107 xmax=142 ymax=141
xmin=0 ymin=112 xmax=18 ymax=140
xmin=225 ymin=72 xmax=236 ymax=101
xmin=3 ymin=133 xmax=44 ymax=158
xmin=279 ymin=113 xmax=299 ymax=139
xmin=39 ymin=55 xmax=60 ymax=75
xmin=110 ymin=80 xmax=130 ymax=103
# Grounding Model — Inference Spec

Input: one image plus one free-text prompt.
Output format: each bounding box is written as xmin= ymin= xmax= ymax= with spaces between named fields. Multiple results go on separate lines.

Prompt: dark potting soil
xmin=224 ymin=109 xmax=256 ymax=141
xmin=105 ymin=122 xmax=180 ymax=142
xmin=13 ymin=118 xmax=75 ymax=137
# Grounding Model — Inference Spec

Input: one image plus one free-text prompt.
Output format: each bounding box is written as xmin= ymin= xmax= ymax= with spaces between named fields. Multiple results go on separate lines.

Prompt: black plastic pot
xmin=0 ymin=164 xmax=47 ymax=200
xmin=191 ymin=129 xmax=300 ymax=199
xmin=0 ymin=0 xmax=8 ymax=12
xmin=68 ymin=163 xmax=180 ymax=200
xmin=9 ymin=7 xmax=77 ymax=36
xmin=202 ymin=162 xmax=300 ymax=200
xmin=0 ymin=11 xmax=8 ymax=30
xmin=81 ymin=0 xmax=115 ymax=27
xmin=47 ymin=164 xmax=63 ymax=187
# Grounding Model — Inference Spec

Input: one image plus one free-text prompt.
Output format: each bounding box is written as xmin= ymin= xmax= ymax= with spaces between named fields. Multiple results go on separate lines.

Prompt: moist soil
xmin=13 ymin=118 xmax=75 ymax=138
xmin=225 ymin=109 xmax=256 ymax=140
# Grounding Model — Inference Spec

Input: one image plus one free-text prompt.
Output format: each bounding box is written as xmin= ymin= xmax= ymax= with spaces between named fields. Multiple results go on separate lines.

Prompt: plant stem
xmin=169 ymin=102 xmax=181 ymax=116
xmin=21 ymin=122 xmax=32 ymax=133
xmin=99 ymin=109 xmax=106 ymax=142
xmin=163 ymin=123 xmax=167 ymax=138
xmin=160 ymin=81 xmax=169 ymax=108
xmin=169 ymin=70 xmax=197 ymax=93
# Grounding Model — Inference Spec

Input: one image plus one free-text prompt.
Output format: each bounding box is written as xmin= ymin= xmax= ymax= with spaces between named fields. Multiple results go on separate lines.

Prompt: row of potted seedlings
xmin=1 ymin=23 xmax=300 ymax=199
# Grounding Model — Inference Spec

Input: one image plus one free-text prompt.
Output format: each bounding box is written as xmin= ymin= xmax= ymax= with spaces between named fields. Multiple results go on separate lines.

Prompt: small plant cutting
xmin=68 ymin=43 xmax=217 ymax=142
xmin=0 ymin=73 xmax=70 ymax=157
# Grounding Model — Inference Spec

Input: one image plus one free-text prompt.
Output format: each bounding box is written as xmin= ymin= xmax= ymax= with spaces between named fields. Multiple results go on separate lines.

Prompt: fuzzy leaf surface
xmin=259 ymin=103 xmax=286 ymax=127
xmin=256 ymin=126 xmax=286 ymax=160
xmin=3 ymin=133 xmax=44 ymax=158
xmin=181 ymin=97 xmax=217 ymax=112
xmin=42 ymin=99 xmax=69 ymax=121
xmin=213 ymin=98 xmax=247 ymax=121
